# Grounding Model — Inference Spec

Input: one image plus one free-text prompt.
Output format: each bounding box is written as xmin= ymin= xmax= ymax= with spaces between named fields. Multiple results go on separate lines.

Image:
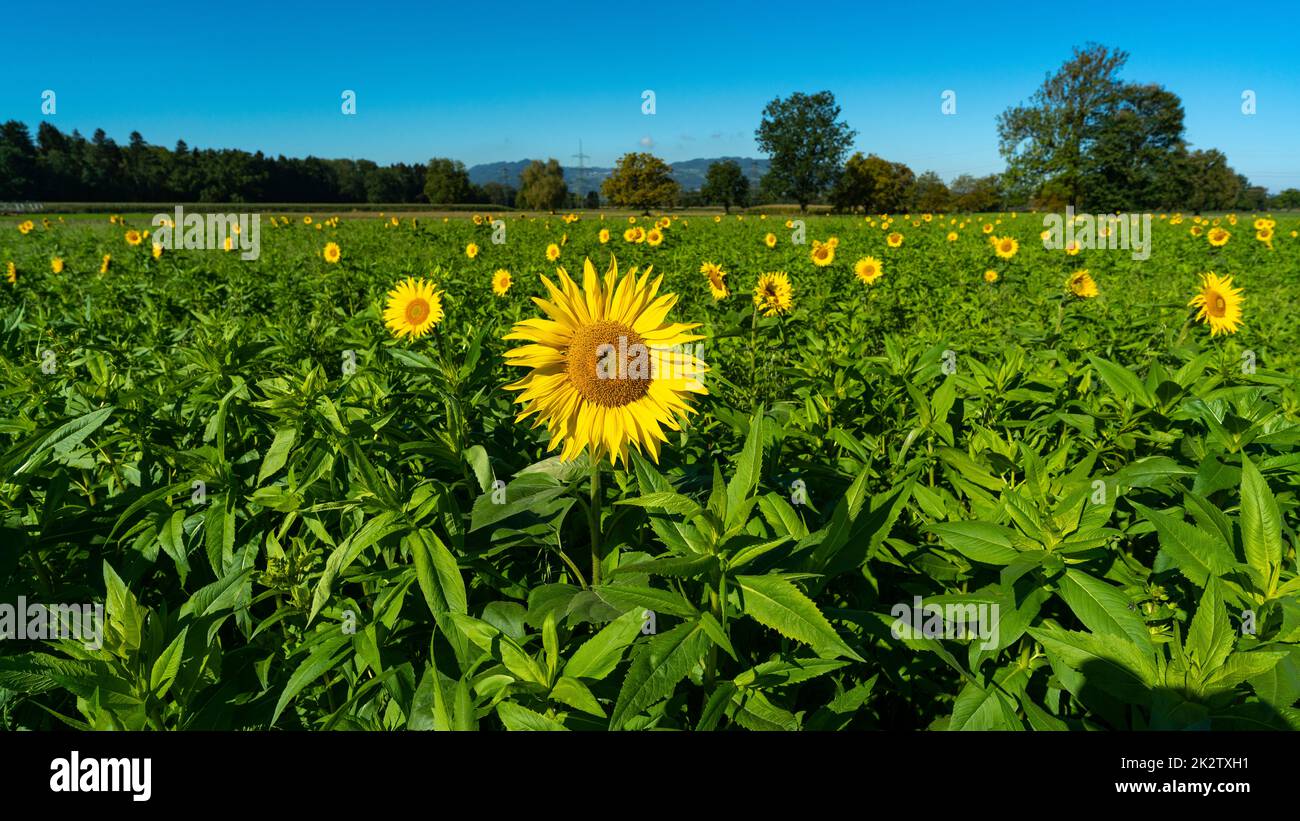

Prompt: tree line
xmin=3 ymin=44 xmax=1297 ymax=211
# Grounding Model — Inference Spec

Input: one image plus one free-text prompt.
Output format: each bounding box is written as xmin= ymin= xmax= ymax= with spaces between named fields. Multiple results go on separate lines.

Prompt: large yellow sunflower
xmin=492 ymin=269 xmax=512 ymax=296
xmin=810 ymin=241 xmax=834 ymax=267
xmin=854 ymin=256 xmax=883 ymax=285
xmin=384 ymin=277 xmax=445 ymax=338
xmin=700 ymin=261 xmax=728 ymax=300
xmin=1188 ymin=272 xmax=1244 ymax=336
xmin=503 ymin=257 xmax=707 ymax=466
xmin=753 ymin=272 xmax=793 ymax=317
xmin=1066 ymin=270 xmax=1098 ymax=298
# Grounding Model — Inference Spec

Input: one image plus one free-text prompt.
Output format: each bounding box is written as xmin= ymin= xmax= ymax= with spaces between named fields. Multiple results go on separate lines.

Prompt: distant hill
xmin=467 ymin=157 xmax=770 ymax=193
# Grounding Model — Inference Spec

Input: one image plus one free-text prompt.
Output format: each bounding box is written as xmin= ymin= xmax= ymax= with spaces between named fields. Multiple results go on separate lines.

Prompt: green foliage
xmin=756 ymin=91 xmax=856 ymax=211
xmin=0 ymin=210 xmax=1297 ymax=731
xmin=517 ymin=159 xmax=568 ymax=211
xmin=600 ymin=153 xmax=678 ymax=215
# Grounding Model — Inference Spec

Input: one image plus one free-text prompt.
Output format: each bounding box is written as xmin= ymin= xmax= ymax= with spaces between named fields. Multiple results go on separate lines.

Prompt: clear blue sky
xmin=4 ymin=0 xmax=1298 ymax=190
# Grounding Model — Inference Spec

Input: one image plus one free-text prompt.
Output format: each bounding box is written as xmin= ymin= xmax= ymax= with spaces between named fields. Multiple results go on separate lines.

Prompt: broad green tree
xmin=997 ymin=43 xmax=1129 ymax=208
xmin=518 ymin=159 xmax=569 ymax=210
xmin=700 ymin=160 xmax=749 ymax=213
xmin=423 ymin=157 xmax=472 ymax=204
xmin=755 ymin=91 xmax=856 ymax=212
xmin=601 ymin=152 xmax=678 ymax=214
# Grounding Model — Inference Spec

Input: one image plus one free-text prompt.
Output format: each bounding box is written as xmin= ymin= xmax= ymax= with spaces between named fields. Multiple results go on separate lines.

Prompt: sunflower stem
xmin=588 ymin=456 xmax=603 ymax=587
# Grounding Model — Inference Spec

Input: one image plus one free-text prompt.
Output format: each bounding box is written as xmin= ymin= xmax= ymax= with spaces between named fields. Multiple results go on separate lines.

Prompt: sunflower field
xmin=0 ymin=209 xmax=1297 ymax=731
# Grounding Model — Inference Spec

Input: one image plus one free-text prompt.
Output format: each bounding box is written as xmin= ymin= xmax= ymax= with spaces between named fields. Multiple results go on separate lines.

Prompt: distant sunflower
xmin=1207 ymin=227 xmax=1230 ymax=247
xmin=6 ymin=261 xmax=15 ymax=283
xmin=623 ymin=228 xmax=637 ymax=242
xmin=152 ymin=243 xmax=163 ymax=260
xmin=947 ymin=231 xmax=958 ymax=242
xmin=323 ymin=242 xmax=341 ymax=263
xmin=983 ymin=269 xmax=998 ymax=283
xmin=100 ymin=254 xmax=111 ymax=274
xmin=1188 ymin=272 xmax=1244 ymax=336
xmin=51 ymin=257 xmax=64 ymax=274
xmin=753 ymin=272 xmax=793 ymax=317
xmin=764 ymin=232 xmax=777 ymax=248
xmin=599 ymin=228 xmax=611 ymax=244
xmin=992 ymin=236 xmax=1019 ymax=259
xmin=492 ymin=269 xmax=512 ymax=296
xmin=503 ymin=257 xmax=708 ymax=466
xmin=700 ymin=261 xmax=728 ymax=300
xmin=886 ymin=232 xmax=904 ymax=248
xmin=854 ymin=256 xmax=883 ymax=285
xmin=467 ymin=242 xmax=480 ymax=259
xmin=303 ymin=216 xmax=313 ymax=225
xmin=646 ymin=228 xmax=664 ymax=247
xmin=1256 ymin=226 xmax=1274 ymax=248
xmin=810 ymin=241 xmax=834 ymax=266
xmin=384 ymin=277 xmax=445 ymax=339
xmin=981 ymin=223 xmax=994 ymax=234
xmin=18 ymin=221 xmax=34 ymax=235
xmin=1190 ymin=225 xmax=1204 ymax=237
xmin=1066 ymin=270 xmax=1098 ymax=298
xmin=125 ymin=230 xmax=142 ymax=246
xmin=547 ymin=243 xmax=561 ymax=261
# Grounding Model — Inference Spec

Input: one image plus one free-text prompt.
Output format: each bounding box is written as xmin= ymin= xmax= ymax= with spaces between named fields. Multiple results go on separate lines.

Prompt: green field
xmin=1 ymin=210 xmax=1297 ymax=730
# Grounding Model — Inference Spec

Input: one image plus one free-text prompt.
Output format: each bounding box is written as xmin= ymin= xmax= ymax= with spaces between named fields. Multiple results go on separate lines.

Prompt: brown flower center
xmin=406 ymin=298 xmax=431 ymax=325
xmin=567 ymin=320 xmax=652 ymax=407
xmin=1210 ymin=295 xmax=1226 ymax=317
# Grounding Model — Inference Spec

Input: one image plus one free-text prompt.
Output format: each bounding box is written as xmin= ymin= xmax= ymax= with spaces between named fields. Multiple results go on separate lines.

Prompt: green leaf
xmin=549 ymin=676 xmax=605 ymax=717
xmin=410 ymin=530 xmax=467 ymax=617
xmin=609 ymin=619 xmax=710 ymax=729
xmin=1239 ymin=456 xmax=1282 ymax=595
xmin=271 ymin=632 xmax=352 ymax=724
xmin=13 ymin=406 xmax=115 ymax=475
xmin=1186 ymin=581 xmax=1234 ymax=678
xmin=1056 ymin=570 xmax=1154 ymax=652
xmin=564 ymin=607 xmax=647 ymax=681
xmin=736 ymin=574 xmax=863 ymax=661
xmin=928 ymin=521 xmax=1021 ymax=565
xmin=1132 ymin=501 xmax=1236 ymax=588
xmin=1087 ymin=355 xmax=1151 ymax=407
xmin=592 ymin=584 xmax=697 ymax=618
xmin=949 ymin=681 xmax=1022 ymax=730
xmin=149 ymin=627 xmax=188 ymax=698
xmin=257 ymin=426 xmax=297 ymax=485
xmin=496 ymin=701 xmax=568 ymax=731
xmin=102 ymin=561 xmax=143 ymax=653
xmin=725 ymin=407 xmax=765 ymax=526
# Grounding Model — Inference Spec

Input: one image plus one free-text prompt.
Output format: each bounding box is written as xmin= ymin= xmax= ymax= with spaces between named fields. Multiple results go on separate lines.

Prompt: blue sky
xmin=4 ymin=0 xmax=1298 ymax=190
